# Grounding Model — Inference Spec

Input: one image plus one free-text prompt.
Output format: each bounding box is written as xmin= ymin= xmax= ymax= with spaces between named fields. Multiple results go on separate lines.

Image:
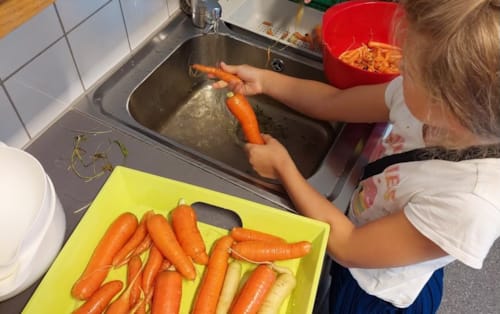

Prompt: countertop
xmin=0 ymin=109 xmax=299 ymax=314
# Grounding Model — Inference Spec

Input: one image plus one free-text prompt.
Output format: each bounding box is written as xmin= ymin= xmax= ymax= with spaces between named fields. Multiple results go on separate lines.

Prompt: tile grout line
xmin=118 ymin=0 xmax=133 ymax=51
xmin=0 ymin=82 xmax=32 ymax=140
xmin=52 ymin=3 xmax=86 ymax=92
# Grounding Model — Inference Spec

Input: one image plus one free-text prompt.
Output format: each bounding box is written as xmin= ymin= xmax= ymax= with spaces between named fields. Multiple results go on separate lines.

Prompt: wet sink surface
xmin=128 ymin=34 xmax=340 ymax=181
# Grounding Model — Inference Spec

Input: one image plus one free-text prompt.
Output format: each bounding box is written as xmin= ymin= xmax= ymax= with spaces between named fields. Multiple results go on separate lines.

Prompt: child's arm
xmin=246 ymin=135 xmax=447 ymax=268
xmin=216 ymin=62 xmax=390 ymax=124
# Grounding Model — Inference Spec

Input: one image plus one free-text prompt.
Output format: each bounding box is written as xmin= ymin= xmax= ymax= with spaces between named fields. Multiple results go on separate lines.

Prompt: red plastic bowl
xmin=322 ymin=0 xmax=401 ymax=89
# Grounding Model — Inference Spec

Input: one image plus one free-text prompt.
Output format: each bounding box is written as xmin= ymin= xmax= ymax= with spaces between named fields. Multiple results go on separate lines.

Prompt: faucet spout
xmin=191 ymin=0 xmax=222 ymax=31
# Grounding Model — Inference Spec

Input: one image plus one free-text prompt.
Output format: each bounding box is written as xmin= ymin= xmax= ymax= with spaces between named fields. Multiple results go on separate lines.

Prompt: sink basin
xmin=128 ymin=34 xmax=340 ymax=186
xmin=88 ymin=13 xmax=375 ymax=206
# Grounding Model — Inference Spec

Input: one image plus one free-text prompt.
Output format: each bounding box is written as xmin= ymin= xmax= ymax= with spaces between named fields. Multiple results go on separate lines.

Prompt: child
xmin=213 ymin=0 xmax=500 ymax=312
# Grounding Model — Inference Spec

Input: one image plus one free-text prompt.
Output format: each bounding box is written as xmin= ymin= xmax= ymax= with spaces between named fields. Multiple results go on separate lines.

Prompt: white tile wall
xmin=4 ymin=39 xmax=83 ymax=137
xmin=0 ymin=89 xmax=30 ymax=148
xmin=121 ymin=0 xmax=169 ymax=49
xmin=0 ymin=5 xmax=63 ymax=80
xmin=0 ymin=0 xmax=179 ymax=148
xmin=68 ymin=0 xmax=129 ymax=89
xmin=56 ymin=0 xmax=111 ymax=31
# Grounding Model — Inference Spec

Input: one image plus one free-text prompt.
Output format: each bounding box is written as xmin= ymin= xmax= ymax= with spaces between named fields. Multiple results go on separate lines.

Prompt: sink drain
xmin=270 ymin=58 xmax=284 ymax=72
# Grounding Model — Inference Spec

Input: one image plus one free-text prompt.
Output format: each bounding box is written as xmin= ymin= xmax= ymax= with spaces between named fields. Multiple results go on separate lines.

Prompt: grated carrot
xmin=339 ymin=41 xmax=402 ymax=74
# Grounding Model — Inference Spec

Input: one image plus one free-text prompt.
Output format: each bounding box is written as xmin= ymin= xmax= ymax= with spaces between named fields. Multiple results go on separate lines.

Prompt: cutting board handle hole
xmin=191 ymin=202 xmax=243 ymax=230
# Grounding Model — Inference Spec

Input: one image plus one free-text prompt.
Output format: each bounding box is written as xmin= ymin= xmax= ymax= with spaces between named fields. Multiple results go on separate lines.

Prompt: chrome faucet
xmin=189 ymin=0 xmax=222 ymax=32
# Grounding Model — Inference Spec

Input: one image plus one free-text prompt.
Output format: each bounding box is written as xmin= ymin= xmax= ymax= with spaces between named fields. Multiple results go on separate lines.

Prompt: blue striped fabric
xmin=328 ymin=261 xmax=444 ymax=314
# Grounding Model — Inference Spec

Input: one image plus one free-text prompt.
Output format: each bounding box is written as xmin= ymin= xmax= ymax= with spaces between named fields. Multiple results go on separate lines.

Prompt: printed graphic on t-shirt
xmin=352 ymin=177 xmax=377 ymax=216
xmin=352 ymin=165 xmax=401 ymax=219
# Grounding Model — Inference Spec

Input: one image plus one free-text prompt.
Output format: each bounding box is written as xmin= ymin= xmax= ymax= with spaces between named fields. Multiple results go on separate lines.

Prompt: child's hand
xmin=244 ymin=134 xmax=292 ymax=180
xmin=212 ymin=62 xmax=264 ymax=96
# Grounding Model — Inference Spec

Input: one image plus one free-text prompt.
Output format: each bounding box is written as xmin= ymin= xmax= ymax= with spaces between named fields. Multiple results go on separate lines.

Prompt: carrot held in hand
xmin=226 ymin=92 xmax=265 ymax=145
xmin=230 ymin=227 xmax=286 ymax=243
xmin=151 ymin=270 xmax=183 ymax=314
xmin=72 ymin=212 xmax=138 ymax=300
xmin=171 ymin=203 xmax=209 ymax=265
xmin=191 ymin=63 xmax=242 ymax=84
xmin=192 ymin=235 xmax=235 ymax=314
xmin=231 ymin=240 xmax=312 ymax=262
xmin=147 ymin=214 xmax=196 ymax=280
xmin=73 ymin=280 xmax=123 ymax=314
xmin=230 ymin=264 xmax=277 ymax=314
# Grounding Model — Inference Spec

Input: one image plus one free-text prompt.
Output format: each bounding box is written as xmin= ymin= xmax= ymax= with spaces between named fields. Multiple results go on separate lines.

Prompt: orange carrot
xmin=312 ymin=24 xmax=323 ymax=50
xmin=113 ymin=210 xmax=154 ymax=267
xmin=106 ymin=259 xmax=144 ymax=314
xmin=72 ymin=212 xmax=138 ymax=300
xmin=151 ymin=271 xmax=183 ymax=314
xmin=132 ymin=234 xmax=152 ymax=257
xmin=367 ymin=40 xmax=401 ymax=51
xmin=171 ymin=203 xmax=209 ymax=265
xmin=292 ymin=31 xmax=308 ymax=42
xmin=72 ymin=280 xmax=123 ymax=314
xmin=229 ymin=265 xmax=277 ymax=314
xmin=130 ymin=291 xmax=151 ymax=314
xmin=226 ymin=92 xmax=265 ymax=145
xmin=231 ymin=240 xmax=312 ymax=262
xmin=230 ymin=227 xmax=286 ymax=243
xmin=160 ymin=259 xmax=172 ymax=271
xmin=191 ymin=64 xmax=242 ymax=84
xmin=339 ymin=41 xmax=401 ymax=74
xmin=127 ymin=255 xmax=143 ymax=308
xmin=192 ymin=235 xmax=235 ymax=314
xmin=142 ymin=245 xmax=164 ymax=296
xmin=147 ymin=214 xmax=196 ymax=280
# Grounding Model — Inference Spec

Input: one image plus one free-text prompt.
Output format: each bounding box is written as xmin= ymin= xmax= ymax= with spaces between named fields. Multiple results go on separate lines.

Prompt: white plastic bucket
xmin=0 ymin=142 xmax=66 ymax=301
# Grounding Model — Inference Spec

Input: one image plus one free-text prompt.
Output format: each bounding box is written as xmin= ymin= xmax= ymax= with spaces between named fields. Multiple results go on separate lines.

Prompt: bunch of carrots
xmin=339 ymin=40 xmax=402 ymax=74
xmin=70 ymin=202 xmax=312 ymax=314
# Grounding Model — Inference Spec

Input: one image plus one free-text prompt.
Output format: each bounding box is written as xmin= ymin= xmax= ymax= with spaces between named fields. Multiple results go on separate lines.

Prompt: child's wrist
xmin=259 ymin=69 xmax=273 ymax=95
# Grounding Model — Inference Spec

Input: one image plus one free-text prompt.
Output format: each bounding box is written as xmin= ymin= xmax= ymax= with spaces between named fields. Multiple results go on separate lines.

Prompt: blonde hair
xmin=399 ymin=0 xmax=500 ymax=139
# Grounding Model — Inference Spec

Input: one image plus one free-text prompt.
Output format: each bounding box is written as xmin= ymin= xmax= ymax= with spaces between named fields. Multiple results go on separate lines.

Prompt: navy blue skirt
xmin=328 ymin=261 xmax=444 ymax=314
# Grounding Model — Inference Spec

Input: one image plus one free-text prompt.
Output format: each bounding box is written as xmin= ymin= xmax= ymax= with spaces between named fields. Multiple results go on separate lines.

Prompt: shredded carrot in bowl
xmin=338 ymin=41 xmax=402 ymax=74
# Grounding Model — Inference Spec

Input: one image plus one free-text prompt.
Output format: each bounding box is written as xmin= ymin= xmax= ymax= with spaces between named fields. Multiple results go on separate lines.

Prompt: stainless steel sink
xmin=84 ymin=12 xmax=376 ymax=209
xmin=128 ymin=34 xmax=340 ymax=185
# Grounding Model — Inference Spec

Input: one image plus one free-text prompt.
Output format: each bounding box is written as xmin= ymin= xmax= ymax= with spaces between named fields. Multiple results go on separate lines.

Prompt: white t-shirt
xmin=347 ymin=76 xmax=500 ymax=308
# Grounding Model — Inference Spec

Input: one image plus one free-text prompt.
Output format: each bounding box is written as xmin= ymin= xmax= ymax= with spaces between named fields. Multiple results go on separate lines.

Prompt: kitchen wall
xmin=0 ymin=0 xmax=180 ymax=148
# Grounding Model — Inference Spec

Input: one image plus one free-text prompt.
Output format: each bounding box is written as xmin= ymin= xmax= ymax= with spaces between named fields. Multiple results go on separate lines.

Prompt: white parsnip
xmin=216 ymin=260 xmax=242 ymax=314
xmin=257 ymin=271 xmax=297 ymax=314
